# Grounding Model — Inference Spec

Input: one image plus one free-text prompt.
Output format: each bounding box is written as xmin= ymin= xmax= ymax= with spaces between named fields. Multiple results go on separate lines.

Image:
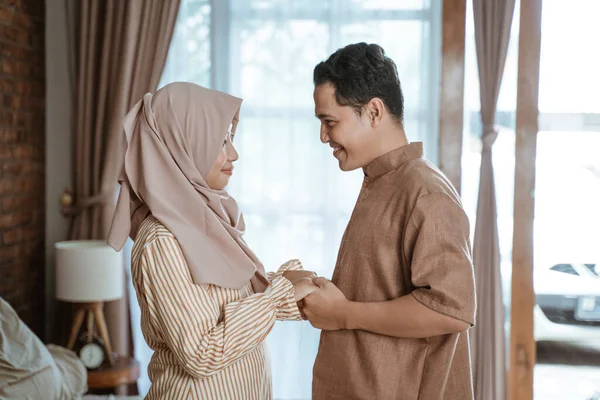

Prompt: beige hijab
xmin=107 ymin=82 xmax=268 ymax=290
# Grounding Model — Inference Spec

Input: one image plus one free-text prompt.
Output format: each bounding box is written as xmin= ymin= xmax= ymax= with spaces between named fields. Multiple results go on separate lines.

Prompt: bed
xmin=0 ymin=297 xmax=141 ymax=399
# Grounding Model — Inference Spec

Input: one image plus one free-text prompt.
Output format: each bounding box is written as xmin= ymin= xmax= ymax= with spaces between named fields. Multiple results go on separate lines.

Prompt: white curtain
xmin=131 ymin=0 xmax=442 ymax=397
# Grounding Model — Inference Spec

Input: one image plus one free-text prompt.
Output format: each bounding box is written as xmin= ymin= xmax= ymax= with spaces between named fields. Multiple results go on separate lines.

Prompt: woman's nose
xmin=228 ymin=141 xmax=239 ymax=161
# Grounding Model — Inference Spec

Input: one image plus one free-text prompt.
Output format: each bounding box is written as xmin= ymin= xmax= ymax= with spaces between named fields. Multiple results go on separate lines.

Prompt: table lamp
xmin=55 ymin=240 xmax=123 ymax=366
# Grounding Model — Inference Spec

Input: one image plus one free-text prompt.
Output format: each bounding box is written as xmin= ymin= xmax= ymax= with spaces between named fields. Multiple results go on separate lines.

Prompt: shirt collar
xmin=363 ymin=142 xmax=424 ymax=181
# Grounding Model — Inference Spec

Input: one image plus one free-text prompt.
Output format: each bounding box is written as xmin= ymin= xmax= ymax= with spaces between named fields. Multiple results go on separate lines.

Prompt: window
xmin=533 ymin=1 xmax=600 ymax=281
xmin=129 ymin=0 xmax=442 ymax=397
xmin=461 ymin=2 xmax=600 ymax=398
xmin=534 ymin=131 xmax=600 ymax=269
xmin=538 ymin=0 xmax=600 ymax=114
xmin=461 ymin=0 xmax=600 ymax=331
xmin=534 ymin=3 xmax=600 ymax=398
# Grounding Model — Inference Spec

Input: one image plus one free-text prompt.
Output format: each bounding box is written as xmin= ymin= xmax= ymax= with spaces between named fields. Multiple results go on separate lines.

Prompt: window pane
xmin=533 ymin=131 xmax=600 ymax=399
xmin=231 ymin=0 xmax=332 ymax=15
xmin=159 ymin=0 xmax=211 ymax=88
xmin=361 ymin=0 xmax=429 ymax=10
xmin=539 ymin=0 xmax=600 ymax=113
xmin=231 ymin=0 xmax=429 ymax=15
xmin=237 ymin=20 xmax=330 ymax=109
xmin=242 ymin=213 xmax=329 ymax=275
xmin=231 ymin=117 xmax=345 ymax=213
xmin=534 ymin=131 xmax=600 ymax=262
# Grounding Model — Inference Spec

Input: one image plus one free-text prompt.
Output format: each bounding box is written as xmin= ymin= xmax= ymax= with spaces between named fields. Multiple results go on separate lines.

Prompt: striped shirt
xmin=131 ymin=216 xmax=302 ymax=399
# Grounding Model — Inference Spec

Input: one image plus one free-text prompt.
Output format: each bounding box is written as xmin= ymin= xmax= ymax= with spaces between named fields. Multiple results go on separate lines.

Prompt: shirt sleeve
xmin=405 ymin=191 xmax=476 ymax=326
xmin=139 ymin=236 xmax=297 ymax=379
xmin=267 ymin=259 xmax=303 ymax=321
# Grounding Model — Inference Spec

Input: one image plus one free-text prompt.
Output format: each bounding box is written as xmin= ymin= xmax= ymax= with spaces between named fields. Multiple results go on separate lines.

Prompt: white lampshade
xmin=55 ymin=240 xmax=124 ymax=302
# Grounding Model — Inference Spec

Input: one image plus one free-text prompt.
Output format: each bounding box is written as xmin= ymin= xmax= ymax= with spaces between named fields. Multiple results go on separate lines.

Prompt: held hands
xmin=298 ymin=277 xmax=350 ymax=331
xmin=291 ymin=277 xmax=319 ymax=302
xmin=283 ymin=270 xmax=319 ymax=302
xmin=283 ymin=269 xmax=351 ymax=330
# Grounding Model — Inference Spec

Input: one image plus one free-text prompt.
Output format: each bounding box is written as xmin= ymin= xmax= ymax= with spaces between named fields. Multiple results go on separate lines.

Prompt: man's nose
xmin=320 ymin=126 xmax=329 ymax=144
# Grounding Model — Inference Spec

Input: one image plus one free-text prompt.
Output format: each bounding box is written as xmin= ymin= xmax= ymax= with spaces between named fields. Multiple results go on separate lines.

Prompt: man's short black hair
xmin=313 ymin=43 xmax=404 ymax=125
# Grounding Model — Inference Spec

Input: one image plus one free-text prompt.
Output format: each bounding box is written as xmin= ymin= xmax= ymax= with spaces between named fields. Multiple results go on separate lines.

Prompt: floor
xmin=535 ymin=341 xmax=600 ymax=400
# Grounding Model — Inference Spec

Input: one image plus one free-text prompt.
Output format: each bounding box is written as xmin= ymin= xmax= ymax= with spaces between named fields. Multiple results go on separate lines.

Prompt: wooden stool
xmin=87 ymin=355 xmax=140 ymax=392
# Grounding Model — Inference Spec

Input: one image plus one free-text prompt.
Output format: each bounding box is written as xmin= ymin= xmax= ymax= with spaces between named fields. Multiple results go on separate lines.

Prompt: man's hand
xmin=292 ymin=277 xmax=319 ymax=302
xmin=283 ymin=270 xmax=317 ymax=283
xmin=300 ymin=277 xmax=350 ymax=331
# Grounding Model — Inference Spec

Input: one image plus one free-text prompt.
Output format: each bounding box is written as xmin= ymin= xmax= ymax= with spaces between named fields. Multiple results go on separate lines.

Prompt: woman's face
xmin=206 ymin=123 xmax=238 ymax=190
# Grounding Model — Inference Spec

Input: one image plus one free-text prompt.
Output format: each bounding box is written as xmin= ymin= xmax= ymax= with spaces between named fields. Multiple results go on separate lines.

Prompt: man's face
xmin=314 ymin=83 xmax=374 ymax=171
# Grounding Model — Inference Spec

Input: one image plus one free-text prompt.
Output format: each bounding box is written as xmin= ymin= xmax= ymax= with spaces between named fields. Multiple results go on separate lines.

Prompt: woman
xmin=107 ymin=82 xmax=317 ymax=399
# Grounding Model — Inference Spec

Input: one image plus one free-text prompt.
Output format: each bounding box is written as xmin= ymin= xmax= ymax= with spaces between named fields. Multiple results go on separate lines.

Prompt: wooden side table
xmin=87 ymin=356 xmax=140 ymax=393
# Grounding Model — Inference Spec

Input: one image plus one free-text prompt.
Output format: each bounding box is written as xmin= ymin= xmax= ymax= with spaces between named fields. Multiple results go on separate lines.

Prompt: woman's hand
xmin=283 ymin=270 xmax=317 ymax=283
xmin=292 ymin=277 xmax=319 ymax=302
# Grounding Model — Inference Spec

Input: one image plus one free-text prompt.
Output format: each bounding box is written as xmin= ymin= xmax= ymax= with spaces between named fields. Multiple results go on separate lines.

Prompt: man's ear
xmin=367 ymin=98 xmax=385 ymax=127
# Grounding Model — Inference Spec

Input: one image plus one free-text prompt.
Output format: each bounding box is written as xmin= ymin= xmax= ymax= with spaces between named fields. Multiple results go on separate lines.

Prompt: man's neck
xmin=372 ymin=125 xmax=409 ymax=161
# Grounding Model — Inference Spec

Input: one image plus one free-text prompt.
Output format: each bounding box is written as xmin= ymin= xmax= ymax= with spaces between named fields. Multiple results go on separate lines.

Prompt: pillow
xmin=0 ymin=297 xmax=87 ymax=399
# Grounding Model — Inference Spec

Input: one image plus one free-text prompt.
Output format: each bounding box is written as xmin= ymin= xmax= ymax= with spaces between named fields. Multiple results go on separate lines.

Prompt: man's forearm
xmin=342 ymin=294 xmax=470 ymax=338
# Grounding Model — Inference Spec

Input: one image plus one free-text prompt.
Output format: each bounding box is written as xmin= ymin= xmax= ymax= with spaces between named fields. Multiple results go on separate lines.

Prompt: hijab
xmin=107 ymin=82 xmax=267 ymax=290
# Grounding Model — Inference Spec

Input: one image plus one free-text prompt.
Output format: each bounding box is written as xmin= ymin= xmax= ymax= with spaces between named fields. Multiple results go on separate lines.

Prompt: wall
xmin=0 ymin=0 xmax=45 ymax=338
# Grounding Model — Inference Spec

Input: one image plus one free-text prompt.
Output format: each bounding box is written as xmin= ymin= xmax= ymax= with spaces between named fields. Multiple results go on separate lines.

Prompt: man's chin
xmin=338 ymin=159 xmax=361 ymax=172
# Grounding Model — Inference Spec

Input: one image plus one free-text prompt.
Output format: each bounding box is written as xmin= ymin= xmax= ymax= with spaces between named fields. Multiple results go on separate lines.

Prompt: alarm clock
xmin=78 ymin=336 xmax=106 ymax=370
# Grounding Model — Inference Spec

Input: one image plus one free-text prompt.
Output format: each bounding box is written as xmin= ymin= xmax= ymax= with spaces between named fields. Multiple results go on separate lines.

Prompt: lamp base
xmin=67 ymin=302 xmax=115 ymax=365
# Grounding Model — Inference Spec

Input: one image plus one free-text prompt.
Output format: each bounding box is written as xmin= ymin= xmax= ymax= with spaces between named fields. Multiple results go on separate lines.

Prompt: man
xmin=300 ymin=43 xmax=476 ymax=400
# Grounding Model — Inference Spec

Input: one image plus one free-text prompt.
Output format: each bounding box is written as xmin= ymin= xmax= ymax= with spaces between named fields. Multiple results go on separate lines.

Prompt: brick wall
xmin=0 ymin=0 xmax=45 ymax=339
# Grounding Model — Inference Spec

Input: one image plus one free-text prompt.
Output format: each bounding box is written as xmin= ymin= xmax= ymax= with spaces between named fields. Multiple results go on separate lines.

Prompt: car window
xmin=550 ymin=263 xmax=579 ymax=276
xmin=584 ymin=263 xmax=598 ymax=276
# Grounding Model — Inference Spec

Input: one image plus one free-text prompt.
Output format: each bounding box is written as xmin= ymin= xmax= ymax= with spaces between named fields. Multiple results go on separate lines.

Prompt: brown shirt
xmin=312 ymin=143 xmax=476 ymax=400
